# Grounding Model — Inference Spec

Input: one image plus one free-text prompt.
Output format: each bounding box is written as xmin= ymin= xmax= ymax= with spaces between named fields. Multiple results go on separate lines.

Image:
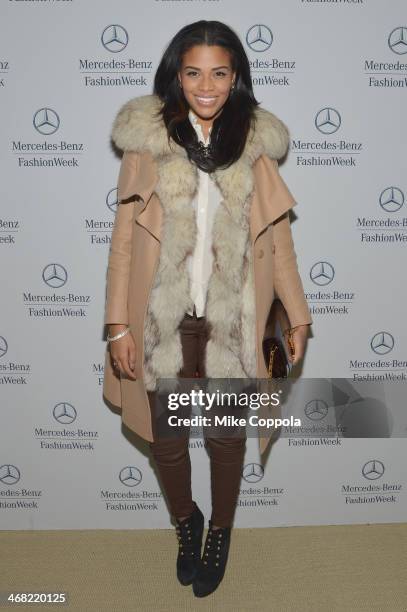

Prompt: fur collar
xmin=111 ymin=93 xmax=290 ymax=162
xmin=109 ymin=94 xmax=290 ymax=389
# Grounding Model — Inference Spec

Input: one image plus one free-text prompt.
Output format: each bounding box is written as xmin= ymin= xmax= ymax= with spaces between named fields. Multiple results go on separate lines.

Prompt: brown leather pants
xmin=148 ymin=310 xmax=246 ymax=528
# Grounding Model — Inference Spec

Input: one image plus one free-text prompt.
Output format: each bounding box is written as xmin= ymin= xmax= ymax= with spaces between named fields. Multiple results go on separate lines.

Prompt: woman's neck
xmin=189 ymin=109 xmax=212 ymax=141
xmin=198 ymin=119 xmax=212 ymax=142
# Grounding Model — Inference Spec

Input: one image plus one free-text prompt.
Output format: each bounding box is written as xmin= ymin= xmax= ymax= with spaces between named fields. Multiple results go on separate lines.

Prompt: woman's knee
xmin=205 ymin=436 xmax=246 ymax=460
xmin=149 ymin=437 xmax=190 ymax=466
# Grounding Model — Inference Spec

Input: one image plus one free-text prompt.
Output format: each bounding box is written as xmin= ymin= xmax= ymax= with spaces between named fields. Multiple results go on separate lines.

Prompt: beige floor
xmin=1 ymin=523 xmax=407 ymax=611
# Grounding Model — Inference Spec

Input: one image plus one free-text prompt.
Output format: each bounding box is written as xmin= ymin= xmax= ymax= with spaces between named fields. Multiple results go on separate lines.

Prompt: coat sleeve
xmin=103 ymin=151 xmax=142 ymax=326
xmin=271 ymin=165 xmax=313 ymax=328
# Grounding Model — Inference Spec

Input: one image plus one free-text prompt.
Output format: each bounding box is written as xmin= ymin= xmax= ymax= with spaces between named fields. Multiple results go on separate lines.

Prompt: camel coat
xmin=102 ymin=95 xmax=313 ymax=454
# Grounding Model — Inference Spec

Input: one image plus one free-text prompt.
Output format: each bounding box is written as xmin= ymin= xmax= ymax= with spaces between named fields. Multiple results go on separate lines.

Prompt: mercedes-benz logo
xmin=0 ymin=464 xmax=21 ymax=485
xmin=101 ymin=25 xmax=129 ymax=53
xmin=388 ymin=27 xmax=407 ymax=55
xmin=304 ymin=399 xmax=328 ymax=421
xmin=53 ymin=402 xmax=77 ymax=424
xmin=33 ymin=108 xmax=60 ymax=135
xmin=0 ymin=336 xmax=8 ymax=358
xmin=242 ymin=463 xmax=264 ymax=483
xmin=379 ymin=187 xmax=404 ymax=213
xmin=315 ymin=108 xmax=341 ymax=135
xmin=310 ymin=261 xmax=335 ymax=286
xmin=42 ymin=263 xmax=68 ymax=288
xmin=246 ymin=25 xmax=273 ymax=52
xmin=119 ymin=466 xmax=142 ymax=487
xmin=362 ymin=459 xmax=385 ymax=480
xmin=370 ymin=332 xmax=394 ymax=355
xmin=106 ymin=188 xmax=118 ymax=214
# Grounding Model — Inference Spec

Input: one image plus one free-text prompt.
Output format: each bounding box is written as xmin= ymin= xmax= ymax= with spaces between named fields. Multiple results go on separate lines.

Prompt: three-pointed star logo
xmin=379 ymin=187 xmax=404 ymax=213
xmin=107 ymin=188 xmax=118 ymax=214
xmin=315 ymin=108 xmax=341 ymax=135
xmin=370 ymin=332 xmax=394 ymax=355
xmin=53 ymin=402 xmax=77 ymax=424
xmin=362 ymin=459 xmax=385 ymax=480
xmin=0 ymin=336 xmax=8 ymax=358
xmin=0 ymin=464 xmax=21 ymax=485
xmin=388 ymin=27 xmax=407 ymax=55
xmin=310 ymin=261 xmax=335 ymax=286
xmin=101 ymin=25 xmax=129 ymax=53
xmin=119 ymin=466 xmax=143 ymax=487
xmin=305 ymin=399 xmax=329 ymax=421
xmin=33 ymin=108 xmax=60 ymax=135
xmin=42 ymin=264 xmax=68 ymax=288
xmin=242 ymin=463 xmax=264 ymax=483
xmin=246 ymin=25 xmax=273 ymax=52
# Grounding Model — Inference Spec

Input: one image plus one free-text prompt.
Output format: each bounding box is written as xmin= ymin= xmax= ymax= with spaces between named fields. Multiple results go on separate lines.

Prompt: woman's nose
xmin=199 ymin=75 xmax=214 ymax=91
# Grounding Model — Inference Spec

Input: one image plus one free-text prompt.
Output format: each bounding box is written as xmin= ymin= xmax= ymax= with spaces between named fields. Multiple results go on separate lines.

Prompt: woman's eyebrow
xmin=183 ymin=65 xmax=230 ymax=70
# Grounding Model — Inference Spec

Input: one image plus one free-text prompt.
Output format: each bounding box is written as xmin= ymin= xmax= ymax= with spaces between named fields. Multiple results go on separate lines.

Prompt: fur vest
xmin=111 ymin=94 xmax=290 ymax=391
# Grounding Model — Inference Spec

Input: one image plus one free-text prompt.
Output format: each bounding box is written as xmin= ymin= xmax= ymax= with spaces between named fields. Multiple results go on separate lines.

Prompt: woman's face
xmin=178 ymin=44 xmax=236 ymax=122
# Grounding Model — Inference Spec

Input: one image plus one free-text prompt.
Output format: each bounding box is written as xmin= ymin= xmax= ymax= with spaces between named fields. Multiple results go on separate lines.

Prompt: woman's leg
xmin=148 ymin=312 xmax=202 ymax=522
xmin=194 ymin=319 xmax=247 ymax=529
xmin=205 ymin=436 xmax=246 ymax=528
xmin=148 ymin=390 xmax=194 ymax=520
xmin=149 ymin=312 xmax=246 ymax=527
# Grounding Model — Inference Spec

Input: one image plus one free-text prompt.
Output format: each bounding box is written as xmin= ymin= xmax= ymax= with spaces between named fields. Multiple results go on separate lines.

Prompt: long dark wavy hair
xmin=153 ymin=20 xmax=260 ymax=173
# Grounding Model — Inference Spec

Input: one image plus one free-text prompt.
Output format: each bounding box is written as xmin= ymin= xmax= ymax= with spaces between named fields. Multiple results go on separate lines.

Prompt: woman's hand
xmin=108 ymin=324 xmax=137 ymax=380
xmin=284 ymin=324 xmax=310 ymax=367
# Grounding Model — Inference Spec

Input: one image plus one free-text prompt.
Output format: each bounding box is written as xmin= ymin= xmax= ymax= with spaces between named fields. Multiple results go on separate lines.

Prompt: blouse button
xmin=257 ymin=248 xmax=264 ymax=259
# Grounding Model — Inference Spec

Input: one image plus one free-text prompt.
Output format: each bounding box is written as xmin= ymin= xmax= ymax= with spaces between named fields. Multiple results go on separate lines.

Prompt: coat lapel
xmin=117 ymin=151 xmax=297 ymax=247
xmin=251 ymin=154 xmax=297 ymax=243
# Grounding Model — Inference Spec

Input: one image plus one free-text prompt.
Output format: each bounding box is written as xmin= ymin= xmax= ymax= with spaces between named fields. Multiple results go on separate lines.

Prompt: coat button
xmin=257 ymin=248 xmax=264 ymax=259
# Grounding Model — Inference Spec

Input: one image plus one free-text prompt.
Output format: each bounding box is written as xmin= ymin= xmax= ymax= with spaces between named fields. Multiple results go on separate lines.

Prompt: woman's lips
xmin=195 ymin=96 xmax=217 ymax=106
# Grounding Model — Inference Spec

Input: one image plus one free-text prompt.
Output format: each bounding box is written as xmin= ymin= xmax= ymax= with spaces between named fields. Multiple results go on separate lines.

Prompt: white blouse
xmin=186 ymin=109 xmax=222 ymax=317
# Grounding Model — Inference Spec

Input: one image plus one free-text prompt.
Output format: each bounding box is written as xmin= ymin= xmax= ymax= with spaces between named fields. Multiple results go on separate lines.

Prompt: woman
xmin=103 ymin=20 xmax=312 ymax=598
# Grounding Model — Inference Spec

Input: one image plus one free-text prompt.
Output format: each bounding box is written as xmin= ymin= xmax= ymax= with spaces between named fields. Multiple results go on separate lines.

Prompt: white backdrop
xmin=1 ymin=0 xmax=406 ymax=530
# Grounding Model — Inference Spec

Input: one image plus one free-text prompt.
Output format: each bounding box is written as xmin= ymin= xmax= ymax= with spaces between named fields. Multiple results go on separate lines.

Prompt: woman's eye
xmin=185 ymin=71 xmax=227 ymax=77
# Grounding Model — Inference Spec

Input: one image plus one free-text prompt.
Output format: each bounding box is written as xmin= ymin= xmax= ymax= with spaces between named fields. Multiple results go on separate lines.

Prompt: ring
xmin=113 ymin=361 xmax=118 ymax=368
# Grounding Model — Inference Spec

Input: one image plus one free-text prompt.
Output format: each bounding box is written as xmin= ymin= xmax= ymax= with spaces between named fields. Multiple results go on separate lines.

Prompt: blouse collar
xmin=188 ymin=108 xmax=212 ymax=145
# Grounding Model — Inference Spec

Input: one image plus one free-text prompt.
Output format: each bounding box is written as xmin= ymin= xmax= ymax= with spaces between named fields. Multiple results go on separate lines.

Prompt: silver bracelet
xmin=107 ymin=326 xmax=130 ymax=342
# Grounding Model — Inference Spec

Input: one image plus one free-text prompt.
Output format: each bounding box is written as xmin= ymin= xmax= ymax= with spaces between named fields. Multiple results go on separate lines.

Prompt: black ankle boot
xmin=175 ymin=501 xmax=204 ymax=586
xmin=192 ymin=520 xmax=232 ymax=597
